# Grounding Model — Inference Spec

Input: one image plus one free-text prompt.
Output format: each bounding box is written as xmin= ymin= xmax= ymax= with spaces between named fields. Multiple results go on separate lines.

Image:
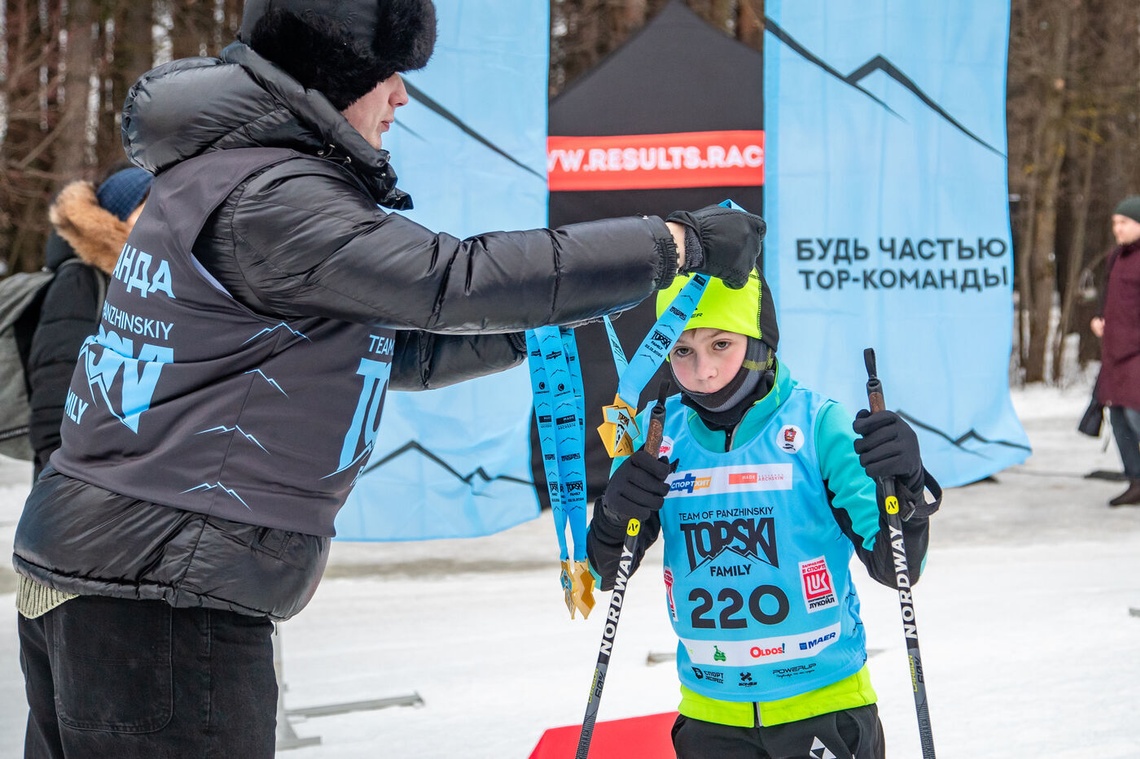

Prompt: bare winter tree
xmin=550 ymin=0 xmax=762 ymax=97
xmin=2 ymin=0 xmax=1137 ymax=392
xmin=1 ymin=0 xmax=65 ymax=275
xmin=96 ymin=1 xmax=156 ymax=166
xmin=0 ymin=0 xmax=249 ymax=276
xmin=1008 ymin=0 xmax=1140 ymax=383
xmin=1008 ymin=0 xmax=1075 ymax=384
xmin=0 ymin=0 xmax=147 ymax=275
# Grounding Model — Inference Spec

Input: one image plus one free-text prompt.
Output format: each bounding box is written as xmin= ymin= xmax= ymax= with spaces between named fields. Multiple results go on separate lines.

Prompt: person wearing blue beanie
xmin=94 ymin=167 xmax=153 ymax=222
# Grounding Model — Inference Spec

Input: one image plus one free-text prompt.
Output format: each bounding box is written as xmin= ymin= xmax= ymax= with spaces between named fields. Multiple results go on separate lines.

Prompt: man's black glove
xmin=602 ymin=449 xmax=672 ymax=524
xmin=852 ymin=409 xmax=931 ymax=510
xmin=666 ymin=205 xmax=766 ymax=289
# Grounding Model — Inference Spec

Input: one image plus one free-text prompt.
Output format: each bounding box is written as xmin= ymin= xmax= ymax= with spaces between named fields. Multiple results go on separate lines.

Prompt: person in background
xmin=588 ymin=269 xmax=941 ymax=759
xmin=26 ymin=166 xmax=152 ymax=479
xmin=11 ymin=1 xmax=765 ymax=757
xmin=1091 ymin=195 xmax=1140 ymax=507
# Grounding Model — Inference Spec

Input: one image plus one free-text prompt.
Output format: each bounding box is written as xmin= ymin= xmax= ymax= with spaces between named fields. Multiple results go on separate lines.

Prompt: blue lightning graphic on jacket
xmin=244 ymin=369 xmax=288 ymax=395
xmin=243 ymin=323 xmax=310 ymax=344
xmin=197 ymin=425 xmax=269 ymax=453
xmin=182 ymin=482 xmax=251 ymax=509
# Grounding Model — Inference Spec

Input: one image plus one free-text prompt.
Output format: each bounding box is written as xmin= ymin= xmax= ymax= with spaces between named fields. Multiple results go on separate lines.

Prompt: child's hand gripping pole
xmin=575 ymin=382 xmax=668 ymax=759
xmin=863 ymin=348 xmax=937 ymax=759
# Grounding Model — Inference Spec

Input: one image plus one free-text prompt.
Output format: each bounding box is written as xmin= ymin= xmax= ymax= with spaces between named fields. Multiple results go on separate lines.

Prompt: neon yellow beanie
xmin=655 ymin=268 xmax=779 ymax=349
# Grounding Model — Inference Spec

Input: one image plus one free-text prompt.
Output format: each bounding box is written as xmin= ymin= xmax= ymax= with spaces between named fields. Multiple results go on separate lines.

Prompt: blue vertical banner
xmin=335 ymin=1 xmax=549 ymax=540
xmin=764 ymin=1 xmax=1030 ymax=487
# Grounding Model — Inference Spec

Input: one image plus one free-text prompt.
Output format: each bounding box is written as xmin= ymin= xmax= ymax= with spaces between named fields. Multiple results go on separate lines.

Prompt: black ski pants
xmin=18 ymin=595 xmax=277 ymax=759
xmin=672 ymin=704 xmax=885 ymax=759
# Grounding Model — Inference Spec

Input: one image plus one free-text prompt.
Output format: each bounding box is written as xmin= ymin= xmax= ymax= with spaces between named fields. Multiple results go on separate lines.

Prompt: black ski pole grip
xmin=862 ymin=347 xmax=937 ymax=759
xmin=865 ymin=348 xmax=886 ymax=414
xmin=863 ymin=349 xmax=899 ymax=516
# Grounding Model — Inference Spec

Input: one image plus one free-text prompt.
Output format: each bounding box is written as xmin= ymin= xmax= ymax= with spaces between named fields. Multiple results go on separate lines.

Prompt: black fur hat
xmin=240 ymin=0 xmax=436 ymax=110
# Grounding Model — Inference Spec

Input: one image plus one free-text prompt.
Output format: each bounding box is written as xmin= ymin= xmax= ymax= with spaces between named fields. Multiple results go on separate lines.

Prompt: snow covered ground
xmin=1 ymin=380 xmax=1138 ymax=758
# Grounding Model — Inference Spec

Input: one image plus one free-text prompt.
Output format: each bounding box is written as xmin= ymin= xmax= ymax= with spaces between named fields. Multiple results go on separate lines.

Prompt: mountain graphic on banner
xmin=337 ymin=436 xmax=540 ymax=542
xmin=898 ymin=411 xmax=1032 ymax=460
xmin=403 ymin=81 xmax=542 ymax=180
xmin=765 ymin=17 xmax=1003 ymax=157
xmin=361 ymin=440 xmax=534 ymax=495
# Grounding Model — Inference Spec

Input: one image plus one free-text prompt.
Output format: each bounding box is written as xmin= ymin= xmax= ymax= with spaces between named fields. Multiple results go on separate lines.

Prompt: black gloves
xmin=666 ymin=205 xmax=766 ymax=289
xmin=602 ymin=449 xmax=673 ymax=524
xmin=857 ymin=407 xmax=925 ymax=496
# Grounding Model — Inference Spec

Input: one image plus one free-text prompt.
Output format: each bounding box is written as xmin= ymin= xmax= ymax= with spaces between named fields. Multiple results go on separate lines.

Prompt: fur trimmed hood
xmin=49 ymin=181 xmax=132 ymax=275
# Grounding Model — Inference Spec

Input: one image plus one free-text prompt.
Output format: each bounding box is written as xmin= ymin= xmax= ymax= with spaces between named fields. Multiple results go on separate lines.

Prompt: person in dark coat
xmin=1091 ymin=195 xmax=1140 ymax=506
xmin=11 ymin=2 xmax=766 ymax=757
xmin=27 ymin=167 xmax=152 ymax=479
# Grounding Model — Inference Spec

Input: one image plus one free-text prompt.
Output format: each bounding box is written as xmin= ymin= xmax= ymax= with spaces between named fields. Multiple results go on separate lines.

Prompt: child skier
xmin=587 ymin=268 xmax=941 ymax=759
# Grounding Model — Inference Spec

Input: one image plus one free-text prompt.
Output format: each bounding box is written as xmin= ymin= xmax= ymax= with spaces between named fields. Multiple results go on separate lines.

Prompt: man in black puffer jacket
xmin=12 ymin=2 xmax=766 ymax=757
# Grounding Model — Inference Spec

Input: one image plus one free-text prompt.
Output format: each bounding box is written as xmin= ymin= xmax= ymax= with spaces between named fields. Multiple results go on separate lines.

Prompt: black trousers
xmin=672 ymin=705 xmax=885 ymax=759
xmin=18 ymin=596 xmax=277 ymax=759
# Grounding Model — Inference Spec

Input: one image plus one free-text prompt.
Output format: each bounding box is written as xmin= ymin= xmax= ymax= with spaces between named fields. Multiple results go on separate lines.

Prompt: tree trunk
xmin=1052 ymin=120 xmax=1095 ymax=383
xmin=1017 ymin=3 xmax=1072 ymax=383
xmin=171 ymin=0 xmax=215 ymax=60
xmin=1025 ymin=127 xmax=1063 ymax=383
xmin=1 ymin=1 xmax=63 ymax=273
xmin=739 ymin=0 xmax=764 ymax=50
xmin=50 ymin=0 xmax=97 ymax=177
xmin=99 ymin=0 xmax=155 ymax=170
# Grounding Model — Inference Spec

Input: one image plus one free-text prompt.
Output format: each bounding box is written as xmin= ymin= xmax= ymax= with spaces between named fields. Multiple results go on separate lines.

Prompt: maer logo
xmin=798 ymin=631 xmax=837 ymax=651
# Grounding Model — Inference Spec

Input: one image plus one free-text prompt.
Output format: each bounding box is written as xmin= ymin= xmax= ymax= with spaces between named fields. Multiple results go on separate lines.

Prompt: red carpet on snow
xmin=528 ymin=712 xmax=678 ymax=758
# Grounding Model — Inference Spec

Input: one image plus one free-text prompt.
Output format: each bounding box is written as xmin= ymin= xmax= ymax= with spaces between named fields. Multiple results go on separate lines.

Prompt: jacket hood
xmin=121 ymin=41 xmax=411 ymax=209
xmin=48 ymin=181 xmax=130 ymax=274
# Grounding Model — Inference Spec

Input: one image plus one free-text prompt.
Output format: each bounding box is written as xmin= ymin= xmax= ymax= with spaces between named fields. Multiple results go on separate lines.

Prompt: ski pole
xmin=575 ymin=382 xmax=668 ymax=759
xmin=863 ymin=348 xmax=936 ymax=759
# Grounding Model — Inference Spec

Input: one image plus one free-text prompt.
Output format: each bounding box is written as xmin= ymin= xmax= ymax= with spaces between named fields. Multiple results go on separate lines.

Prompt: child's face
xmin=669 ymin=328 xmax=748 ymax=394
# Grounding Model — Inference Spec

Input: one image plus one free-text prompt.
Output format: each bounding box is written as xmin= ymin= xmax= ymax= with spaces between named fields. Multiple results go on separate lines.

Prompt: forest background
xmin=1 ymin=0 xmax=1138 ymax=385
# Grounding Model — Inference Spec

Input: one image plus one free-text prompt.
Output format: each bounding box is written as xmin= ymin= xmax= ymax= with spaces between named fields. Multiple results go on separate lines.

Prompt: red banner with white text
xmin=547 ymin=130 xmax=765 ymax=191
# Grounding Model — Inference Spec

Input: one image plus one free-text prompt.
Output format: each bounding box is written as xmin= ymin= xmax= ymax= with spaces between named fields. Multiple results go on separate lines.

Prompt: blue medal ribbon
xmin=597 ymin=199 xmax=747 ymax=457
xmin=526 ymin=326 xmax=594 ymax=617
xmin=597 ymin=274 xmax=709 ymax=457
